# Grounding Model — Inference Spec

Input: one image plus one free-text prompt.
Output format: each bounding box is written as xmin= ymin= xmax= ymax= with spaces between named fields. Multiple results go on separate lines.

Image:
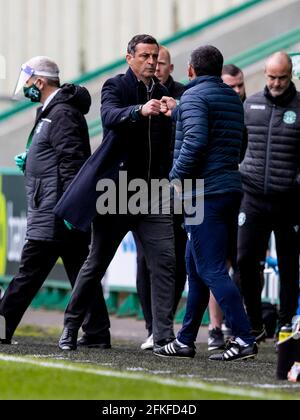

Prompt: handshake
xmin=140 ymin=96 xmax=177 ymax=118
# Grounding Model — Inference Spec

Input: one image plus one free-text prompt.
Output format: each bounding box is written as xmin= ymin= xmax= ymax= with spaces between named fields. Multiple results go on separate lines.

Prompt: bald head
xmin=155 ymin=46 xmax=174 ymax=84
xmin=265 ymin=52 xmax=293 ymax=72
xmin=265 ymin=52 xmax=292 ymax=97
xmin=159 ymin=46 xmax=171 ymax=64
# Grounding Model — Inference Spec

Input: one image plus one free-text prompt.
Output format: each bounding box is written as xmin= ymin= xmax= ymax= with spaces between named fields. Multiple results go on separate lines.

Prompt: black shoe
xmin=153 ymin=337 xmax=175 ymax=351
xmin=208 ymin=328 xmax=225 ymax=351
xmin=209 ymin=339 xmax=258 ymax=362
xmin=77 ymin=334 xmax=111 ymax=349
xmin=59 ymin=328 xmax=78 ymax=351
xmin=0 ymin=338 xmax=11 ymax=345
xmin=154 ymin=339 xmax=196 ymax=359
xmin=0 ymin=338 xmax=18 ymax=345
xmin=251 ymin=328 xmax=267 ymax=344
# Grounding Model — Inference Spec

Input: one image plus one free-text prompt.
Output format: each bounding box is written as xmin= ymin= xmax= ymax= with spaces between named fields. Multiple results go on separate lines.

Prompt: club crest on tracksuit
xmin=283 ymin=111 xmax=297 ymax=125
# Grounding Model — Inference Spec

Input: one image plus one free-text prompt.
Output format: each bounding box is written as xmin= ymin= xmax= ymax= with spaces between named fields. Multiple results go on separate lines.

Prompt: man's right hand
xmin=160 ymin=96 xmax=177 ymax=117
xmin=141 ymin=99 xmax=162 ymax=117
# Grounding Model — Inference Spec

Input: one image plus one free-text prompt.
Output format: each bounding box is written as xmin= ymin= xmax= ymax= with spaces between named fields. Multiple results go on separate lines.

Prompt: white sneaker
xmin=141 ymin=334 xmax=154 ymax=350
xmin=0 ymin=286 xmax=4 ymax=300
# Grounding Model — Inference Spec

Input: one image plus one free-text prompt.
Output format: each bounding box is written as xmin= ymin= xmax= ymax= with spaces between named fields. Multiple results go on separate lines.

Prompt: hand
xmin=160 ymin=96 xmax=177 ymax=117
xmin=14 ymin=152 xmax=27 ymax=174
xmin=140 ymin=99 xmax=161 ymax=117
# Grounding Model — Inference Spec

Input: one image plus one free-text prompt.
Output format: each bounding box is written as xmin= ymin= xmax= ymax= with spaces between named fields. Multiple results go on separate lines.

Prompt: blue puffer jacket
xmin=169 ymin=76 xmax=244 ymax=197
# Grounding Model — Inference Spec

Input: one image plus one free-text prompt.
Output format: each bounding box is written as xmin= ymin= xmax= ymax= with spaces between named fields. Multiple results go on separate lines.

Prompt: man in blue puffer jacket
xmin=155 ymin=45 xmax=257 ymax=362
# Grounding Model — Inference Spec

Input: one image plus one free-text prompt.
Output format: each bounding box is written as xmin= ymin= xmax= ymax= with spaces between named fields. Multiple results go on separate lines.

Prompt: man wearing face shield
xmin=0 ymin=56 xmax=111 ymax=348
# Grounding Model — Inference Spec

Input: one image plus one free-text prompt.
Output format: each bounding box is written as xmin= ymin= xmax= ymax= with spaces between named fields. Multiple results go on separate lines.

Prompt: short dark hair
xmin=190 ymin=45 xmax=223 ymax=77
xmin=33 ymin=75 xmax=60 ymax=88
xmin=127 ymin=34 xmax=159 ymax=55
xmin=222 ymin=64 xmax=243 ymax=77
xmin=45 ymin=77 xmax=60 ymax=88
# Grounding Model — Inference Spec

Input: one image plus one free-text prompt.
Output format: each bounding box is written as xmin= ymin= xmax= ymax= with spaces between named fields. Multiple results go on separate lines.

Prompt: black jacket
xmin=25 ymin=84 xmax=91 ymax=240
xmin=54 ymin=68 xmax=172 ymax=232
xmin=101 ymin=67 xmax=172 ymax=181
xmin=241 ymin=83 xmax=300 ymax=195
xmin=164 ymin=76 xmax=185 ymax=100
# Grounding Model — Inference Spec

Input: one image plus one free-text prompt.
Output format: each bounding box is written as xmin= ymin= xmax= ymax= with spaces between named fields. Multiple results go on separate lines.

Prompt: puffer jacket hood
xmin=48 ymin=83 xmax=91 ymax=115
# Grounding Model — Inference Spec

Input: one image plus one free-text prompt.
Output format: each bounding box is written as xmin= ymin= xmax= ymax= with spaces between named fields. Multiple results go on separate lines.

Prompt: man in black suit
xmin=135 ymin=45 xmax=186 ymax=351
xmin=58 ymin=35 xmax=176 ymax=351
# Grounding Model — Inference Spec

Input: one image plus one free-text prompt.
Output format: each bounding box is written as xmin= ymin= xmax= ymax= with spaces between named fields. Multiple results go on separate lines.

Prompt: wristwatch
xmin=135 ymin=104 xmax=143 ymax=115
xmin=131 ymin=104 xmax=143 ymax=122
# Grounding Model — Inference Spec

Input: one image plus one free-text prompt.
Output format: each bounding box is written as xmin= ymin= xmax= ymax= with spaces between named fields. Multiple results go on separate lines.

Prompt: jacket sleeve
xmin=170 ymin=94 xmax=209 ymax=181
xmin=101 ymin=78 xmax=137 ymax=129
xmin=171 ymin=105 xmax=180 ymax=122
xmin=240 ymin=126 xmax=248 ymax=163
xmin=49 ymin=109 xmax=90 ymax=192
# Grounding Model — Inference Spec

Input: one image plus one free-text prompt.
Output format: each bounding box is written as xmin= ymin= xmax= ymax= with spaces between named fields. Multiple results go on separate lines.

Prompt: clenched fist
xmin=141 ymin=99 xmax=162 ymax=117
xmin=160 ymin=96 xmax=177 ymax=117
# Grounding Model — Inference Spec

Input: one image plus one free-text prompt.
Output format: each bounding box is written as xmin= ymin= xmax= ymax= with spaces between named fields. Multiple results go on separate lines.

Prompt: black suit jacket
xmin=54 ymin=68 xmax=172 ymax=232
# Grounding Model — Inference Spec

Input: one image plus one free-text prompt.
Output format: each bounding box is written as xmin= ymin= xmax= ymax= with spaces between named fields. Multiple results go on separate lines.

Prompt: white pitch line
xmin=237 ymin=382 xmax=300 ymax=390
xmin=0 ymin=354 xmax=285 ymax=400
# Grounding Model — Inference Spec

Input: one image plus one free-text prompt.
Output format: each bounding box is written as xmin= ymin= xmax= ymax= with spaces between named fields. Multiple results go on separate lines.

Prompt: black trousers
xmin=237 ymin=192 xmax=300 ymax=331
xmin=0 ymin=231 xmax=110 ymax=341
xmin=134 ymin=213 xmax=187 ymax=336
xmin=64 ymin=214 xmax=176 ymax=344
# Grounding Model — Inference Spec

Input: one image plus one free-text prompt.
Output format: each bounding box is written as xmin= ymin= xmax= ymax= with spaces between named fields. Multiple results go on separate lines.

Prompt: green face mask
xmin=23 ymin=83 xmax=41 ymax=102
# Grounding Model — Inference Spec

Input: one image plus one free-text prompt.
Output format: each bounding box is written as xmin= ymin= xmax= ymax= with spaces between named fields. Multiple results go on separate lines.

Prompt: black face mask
xmin=23 ymin=83 xmax=41 ymax=102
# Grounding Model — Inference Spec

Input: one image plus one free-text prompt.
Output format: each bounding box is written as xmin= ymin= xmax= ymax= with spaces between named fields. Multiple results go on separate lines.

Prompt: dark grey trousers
xmin=64 ymin=214 xmax=176 ymax=344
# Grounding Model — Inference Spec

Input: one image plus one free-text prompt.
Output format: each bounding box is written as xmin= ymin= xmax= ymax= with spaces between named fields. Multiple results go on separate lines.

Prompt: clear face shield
xmin=13 ymin=64 xmax=35 ymax=100
xmin=12 ymin=63 xmax=59 ymax=101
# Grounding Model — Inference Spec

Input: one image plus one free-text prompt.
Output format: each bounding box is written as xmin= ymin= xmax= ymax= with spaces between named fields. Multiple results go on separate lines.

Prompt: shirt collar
xmin=42 ymin=88 xmax=61 ymax=111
